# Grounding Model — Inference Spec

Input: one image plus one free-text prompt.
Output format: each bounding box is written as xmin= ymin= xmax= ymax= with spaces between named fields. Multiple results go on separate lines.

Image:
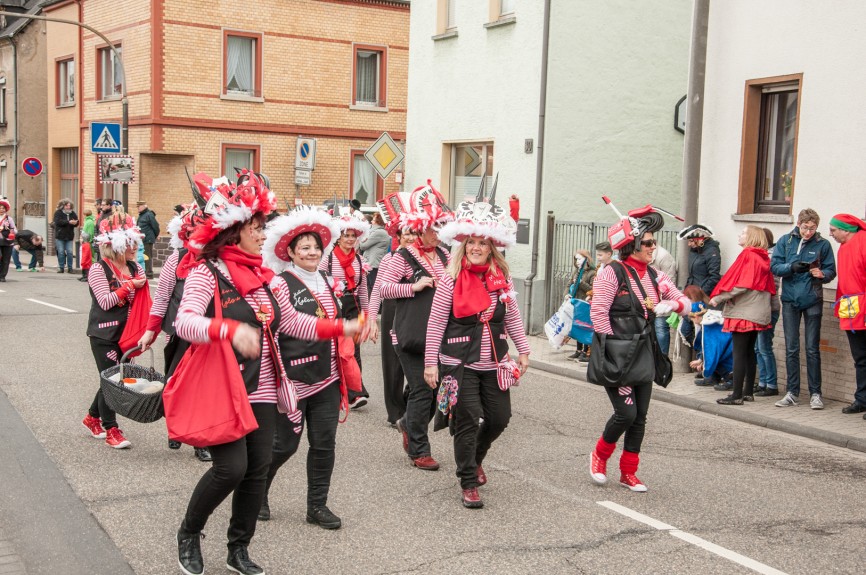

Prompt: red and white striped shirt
xmin=319 ymin=250 xmax=369 ymax=313
xmin=146 ymin=249 xmax=179 ymax=332
xmin=589 ymin=263 xmax=688 ymax=335
xmin=270 ymin=273 xmax=340 ymax=399
xmin=366 ymin=252 xmax=395 ymax=318
xmin=88 ymin=260 xmax=145 ymax=311
xmin=425 ymin=274 xmax=530 ymax=370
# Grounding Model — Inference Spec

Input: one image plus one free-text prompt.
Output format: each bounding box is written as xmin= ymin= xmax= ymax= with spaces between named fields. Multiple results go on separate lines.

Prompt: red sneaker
xmin=590 ymin=451 xmax=608 ymax=485
xmin=82 ymin=414 xmax=106 ymax=439
xmin=105 ymin=427 xmax=131 ymax=449
xmin=461 ymin=487 xmax=483 ymax=509
xmin=476 ymin=465 xmax=487 ymax=486
xmin=395 ymin=419 xmax=409 ymax=454
xmin=411 ymin=456 xmax=440 ymax=471
xmin=619 ymin=473 xmax=647 ymax=492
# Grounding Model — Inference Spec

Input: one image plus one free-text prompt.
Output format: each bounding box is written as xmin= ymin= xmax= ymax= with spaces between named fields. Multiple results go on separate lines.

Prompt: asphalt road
xmin=1 ymin=272 xmax=865 ymax=575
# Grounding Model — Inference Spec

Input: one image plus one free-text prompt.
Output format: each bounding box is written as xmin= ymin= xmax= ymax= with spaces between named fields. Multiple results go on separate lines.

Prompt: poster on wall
xmin=98 ymin=155 xmax=135 ymax=184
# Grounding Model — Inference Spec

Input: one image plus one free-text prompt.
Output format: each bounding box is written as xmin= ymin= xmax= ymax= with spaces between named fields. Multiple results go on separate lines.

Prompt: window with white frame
xmin=352 ymin=152 xmax=379 ymax=206
xmin=354 ymin=49 xmax=383 ymax=106
xmin=98 ymin=45 xmax=123 ymax=100
xmin=225 ymin=34 xmax=258 ymax=96
xmin=58 ymin=59 xmax=75 ymax=106
xmin=60 ymin=148 xmax=79 ymax=201
xmin=450 ymin=142 xmax=495 ymax=203
xmin=500 ymin=0 xmax=515 ymax=16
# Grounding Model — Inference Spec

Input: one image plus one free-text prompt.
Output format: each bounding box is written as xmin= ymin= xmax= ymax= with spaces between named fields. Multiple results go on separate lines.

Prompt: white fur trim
xmin=212 ymin=204 xmax=252 ymax=230
xmin=335 ymin=213 xmax=372 ymax=242
xmin=263 ymin=208 xmax=341 ymax=274
xmin=437 ymin=220 xmax=516 ymax=248
xmin=167 ymin=214 xmax=184 ymax=249
xmin=95 ymin=228 xmax=141 ymax=253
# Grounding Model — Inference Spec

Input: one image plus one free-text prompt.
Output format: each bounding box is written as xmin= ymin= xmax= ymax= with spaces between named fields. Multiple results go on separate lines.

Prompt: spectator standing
xmin=359 ymin=211 xmax=389 ymax=295
xmin=13 ymin=230 xmax=45 ymax=272
xmin=828 ymin=214 xmax=866 ymax=416
xmin=136 ymin=201 xmax=160 ymax=279
xmin=566 ymin=250 xmax=596 ymax=362
xmin=651 ymin=244 xmax=678 ymax=355
xmin=677 ymin=224 xmax=721 ymax=347
xmin=594 ymin=241 xmax=614 ymax=273
xmin=755 ymin=228 xmax=781 ymax=396
xmin=53 ymin=198 xmax=79 ymax=273
xmin=770 ymin=209 xmax=836 ymax=409
xmin=0 ymin=198 xmax=17 ymax=281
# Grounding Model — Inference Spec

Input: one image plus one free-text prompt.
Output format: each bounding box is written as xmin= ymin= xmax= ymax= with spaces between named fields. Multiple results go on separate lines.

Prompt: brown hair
xmin=683 ymin=285 xmax=709 ymax=305
xmin=742 ymin=225 xmax=768 ymax=249
xmin=797 ymin=208 xmax=820 ymax=226
xmin=762 ymin=227 xmax=774 ymax=247
xmin=197 ymin=213 xmax=266 ymax=262
xmin=372 ymin=212 xmax=385 ymax=226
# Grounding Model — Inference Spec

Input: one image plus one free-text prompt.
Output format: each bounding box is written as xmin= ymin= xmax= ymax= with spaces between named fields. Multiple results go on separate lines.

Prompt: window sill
xmin=97 ymin=96 xmax=122 ymax=103
xmin=484 ymin=16 xmax=516 ymax=29
xmin=432 ymin=29 xmax=458 ymax=41
xmin=220 ymin=93 xmax=265 ymax=103
xmin=730 ymin=213 xmax=794 ymax=224
xmin=56 ymin=103 xmax=75 ymax=109
xmin=349 ymin=104 xmax=389 ymax=113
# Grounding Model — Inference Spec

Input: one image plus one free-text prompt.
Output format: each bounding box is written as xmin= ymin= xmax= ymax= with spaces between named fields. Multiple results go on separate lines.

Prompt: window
xmin=1 ymin=164 xmax=6 ymax=198
xmin=60 ymin=148 xmax=79 ymax=201
xmin=353 ymin=47 xmax=386 ymax=107
xmin=737 ymin=74 xmax=801 ymax=215
xmin=224 ymin=32 xmax=262 ymax=97
xmin=57 ymin=58 xmax=75 ymax=106
xmin=500 ymin=0 xmax=515 ymax=16
xmin=350 ymin=151 xmax=382 ymax=207
xmin=222 ymin=144 xmax=260 ymax=179
xmin=449 ymin=142 xmax=495 ymax=203
xmin=97 ymin=44 xmax=123 ymax=100
xmin=447 ymin=0 xmax=456 ymax=28
xmin=0 ymin=84 xmax=6 ymax=125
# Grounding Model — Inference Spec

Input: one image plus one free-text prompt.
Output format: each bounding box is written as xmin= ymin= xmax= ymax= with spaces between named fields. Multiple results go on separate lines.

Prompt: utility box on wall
xmin=516 ymin=218 xmax=530 ymax=244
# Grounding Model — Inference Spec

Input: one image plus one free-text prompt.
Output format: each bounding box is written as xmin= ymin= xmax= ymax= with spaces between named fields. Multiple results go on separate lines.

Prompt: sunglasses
xmin=640 ymin=239 xmax=657 ymax=248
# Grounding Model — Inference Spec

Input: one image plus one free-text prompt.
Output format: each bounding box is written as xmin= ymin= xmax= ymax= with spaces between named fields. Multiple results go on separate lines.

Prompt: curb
xmin=530 ymin=358 xmax=866 ymax=455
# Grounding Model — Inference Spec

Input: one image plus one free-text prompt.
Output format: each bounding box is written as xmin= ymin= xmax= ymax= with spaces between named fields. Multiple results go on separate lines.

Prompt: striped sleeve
xmin=270 ymin=275 xmax=331 ymax=341
xmin=589 ymin=264 xmax=618 ymax=335
xmin=425 ymin=274 xmax=454 ymax=367
xmin=366 ymin=253 xmax=391 ymax=317
xmin=175 ymin=264 xmax=219 ymax=344
xmin=87 ymin=262 xmax=130 ymax=310
xmin=656 ymin=270 xmax=690 ymax=313
xmin=357 ymin=255 xmax=369 ymax=312
xmin=379 ymin=255 xmax=415 ymax=300
xmin=146 ymin=249 xmax=178 ymax=331
xmin=504 ymin=281 xmax=530 ymax=355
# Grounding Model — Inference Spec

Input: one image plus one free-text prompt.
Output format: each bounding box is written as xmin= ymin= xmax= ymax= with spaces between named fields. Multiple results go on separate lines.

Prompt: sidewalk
xmin=527 ymin=335 xmax=866 ymax=453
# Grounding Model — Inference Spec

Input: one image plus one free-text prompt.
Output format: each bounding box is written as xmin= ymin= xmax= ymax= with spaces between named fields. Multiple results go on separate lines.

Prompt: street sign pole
xmin=122 ymin=95 xmax=129 ymax=208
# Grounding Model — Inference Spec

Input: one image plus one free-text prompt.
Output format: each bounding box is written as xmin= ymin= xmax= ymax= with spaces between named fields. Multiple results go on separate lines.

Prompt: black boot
xmin=258 ymin=493 xmax=271 ymax=521
xmin=168 ymin=439 xmax=182 ymax=450
xmin=78 ymin=268 xmax=89 ymax=282
xmin=176 ymin=530 xmax=204 ymax=575
xmin=194 ymin=447 xmax=212 ymax=462
xmin=226 ymin=546 xmax=264 ymax=575
xmin=306 ymin=505 xmax=342 ymax=529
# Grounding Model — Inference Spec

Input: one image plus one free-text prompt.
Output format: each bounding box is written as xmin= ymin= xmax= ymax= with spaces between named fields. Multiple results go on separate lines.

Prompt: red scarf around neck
xmin=333 ymin=246 xmax=358 ymax=292
xmin=452 ymin=257 xmax=509 ymax=318
xmin=624 ymin=256 xmax=649 ymax=278
xmin=219 ymin=245 xmax=274 ymax=297
xmin=176 ymin=250 xmax=198 ymax=280
xmin=414 ymin=238 xmax=437 ymax=254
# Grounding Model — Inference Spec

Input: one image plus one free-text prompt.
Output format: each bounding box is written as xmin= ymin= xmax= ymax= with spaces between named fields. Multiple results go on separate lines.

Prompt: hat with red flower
xmin=263 ymin=206 xmax=341 ymax=274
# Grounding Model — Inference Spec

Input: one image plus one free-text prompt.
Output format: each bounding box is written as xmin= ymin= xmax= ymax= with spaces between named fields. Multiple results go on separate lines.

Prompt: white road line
xmin=25 ymin=298 xmax=77 ymax=313
xmin=598 ymin=501 xmax=789 ymax=575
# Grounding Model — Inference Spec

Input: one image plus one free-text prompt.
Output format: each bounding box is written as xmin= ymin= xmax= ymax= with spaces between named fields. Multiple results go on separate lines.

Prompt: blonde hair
xmin=447 ymin=237 xmax=510 ymax=280
xmin=743 ymin=225 xmax=768 ymax=249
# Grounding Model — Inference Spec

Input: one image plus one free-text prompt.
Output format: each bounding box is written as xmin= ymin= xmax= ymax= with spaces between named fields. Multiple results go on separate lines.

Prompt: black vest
xmin=391 ymin=246 xmax=448 ymax=354
xmin=161 ymin=248 xmax=187 ymax=336
xmin=204 ymin=262 xmax=281 ymax=395
xmin=440 ymin=294 xmax=509 ymax=364
xmin=608 ymin=261 xmax=659 ymax=336
xmin=276 ymin=270 xmax=341 ymax=385
xmin=87 ymin=260 xmax=137 ymax=342
xmin=328 ymin=251 xmax=363 ymax=320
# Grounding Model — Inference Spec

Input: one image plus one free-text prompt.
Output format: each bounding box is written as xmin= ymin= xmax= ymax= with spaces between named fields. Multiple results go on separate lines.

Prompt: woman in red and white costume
xmin=378 ymin=183 xmax=453 ymax=471
xmin=423 ymin=191 xmax=530 ymax=509
xmin=173 ymin=172 xmax=357 ymax=575
xmin=319 ymin=208 xmax=372 ymax=408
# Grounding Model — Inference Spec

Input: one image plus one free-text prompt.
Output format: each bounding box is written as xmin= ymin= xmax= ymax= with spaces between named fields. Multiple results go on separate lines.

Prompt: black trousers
xmin=732 ymin=330 xmax=759 ymax=399
xmin=143 ymin=242 xmax=154 ymax=278
xmin=163 ymin=334 xmax=191 ymax=378
xmin=846 ymin=330 xmax=866 ymax=406
xmin=182 ymin=402 xmax=277 ymax=549
xmin=381 ymin=300 xmax=406 ymax=424
xmin=341 ymin=294 xmax=369 ymax=401
xmin=602 ymin=383 xmax=652 ymax=453
xmin=453 ymin=368 xmax=511 ymax=489
xmin=0 ymin=245 xmax=12 ymax=280
xmin=88 ymin=337 xmax=125 ymax=429
xmin=397 ymin=348 xmax=436 ymax=458
xmin=266 ymin=382 xmax=340 ymax=508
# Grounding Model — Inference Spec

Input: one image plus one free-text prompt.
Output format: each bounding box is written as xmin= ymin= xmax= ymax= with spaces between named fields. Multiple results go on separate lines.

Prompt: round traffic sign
xmin=300 ymin=142 xmax=310 ymax=159
xmin=22 ymin=157 xmax=43 ymax=177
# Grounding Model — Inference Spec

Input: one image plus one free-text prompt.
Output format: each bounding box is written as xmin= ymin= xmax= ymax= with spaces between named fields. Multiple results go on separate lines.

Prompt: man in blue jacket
xmin=771 ymin=208 xmax=836 ymax=409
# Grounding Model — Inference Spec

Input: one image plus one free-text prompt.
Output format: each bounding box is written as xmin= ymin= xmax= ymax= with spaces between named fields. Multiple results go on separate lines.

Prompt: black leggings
xmin=181 ymin=403 xmax=277 ymax=549
xmin=266 ymin=382 xmax=340 ymax=509
xmin=602 ymin=383 xmax=652 ymax=453
xmin=89 ymin=338 xmax=125 ymax=429
xmin=732 ymin=330 xmax=759 ymax=399
xmin=380 ymin=300 xmax=406 ymax=424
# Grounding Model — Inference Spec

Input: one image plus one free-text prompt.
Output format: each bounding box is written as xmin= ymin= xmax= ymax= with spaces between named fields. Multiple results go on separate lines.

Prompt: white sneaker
xmin=810 ymin=394 xmax=824 ymax=410
xmin=775 ymin=392 xmax=799 ymax=407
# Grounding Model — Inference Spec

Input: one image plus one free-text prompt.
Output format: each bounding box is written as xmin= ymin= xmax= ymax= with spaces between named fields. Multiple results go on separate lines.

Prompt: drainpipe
xmin=676 ymin=0 xmax=710 ymax=370
xmin=10 ymin=35 xmax=18 ymax=219
xmin=523 ymin=0 xmax=552 ymax=333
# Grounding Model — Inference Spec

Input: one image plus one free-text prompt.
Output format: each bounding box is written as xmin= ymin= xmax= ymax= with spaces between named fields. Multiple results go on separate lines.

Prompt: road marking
xmin=25 ymin=299 xmax=77 ymax=313
xmin=598 ymin=501 xmax=789 ymax=575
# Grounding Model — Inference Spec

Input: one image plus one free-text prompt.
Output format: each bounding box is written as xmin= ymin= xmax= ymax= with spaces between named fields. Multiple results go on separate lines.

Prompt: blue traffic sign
xmin=22 ymin=157 xmax=43 ymax=177
xmin=90 ymin=122 xmax=121 ymax=154
xmin=300 ymin=142 xmax=310 ymax=159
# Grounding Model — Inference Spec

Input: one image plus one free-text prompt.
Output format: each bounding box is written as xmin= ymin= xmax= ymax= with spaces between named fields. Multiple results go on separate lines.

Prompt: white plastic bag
xmin=544 ymin=298 xmax=575 ymax=349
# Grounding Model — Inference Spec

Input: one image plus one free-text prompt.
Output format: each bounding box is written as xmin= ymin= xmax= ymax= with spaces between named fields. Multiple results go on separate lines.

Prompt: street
xmin=2 ymin=272 xmax=866 ymax=575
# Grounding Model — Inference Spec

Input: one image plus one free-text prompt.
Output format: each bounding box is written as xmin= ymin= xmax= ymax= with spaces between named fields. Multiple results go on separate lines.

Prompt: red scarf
xmin=333 ymin=247 xmax=358 ymax=292
xmin=176 ymin=250 xmax=198 ymax=280
xmin=624 ymin=256 xmax=648 ymax=278
xmin=711 ymin=246 xmax=776 ymax=298
xmin=414 ymin=238 xmax=437 ymax=254
xmin=219 ymin=245 xmax=274 ymax=297
xmin=453 ymin=257 xmax=509 ymax=318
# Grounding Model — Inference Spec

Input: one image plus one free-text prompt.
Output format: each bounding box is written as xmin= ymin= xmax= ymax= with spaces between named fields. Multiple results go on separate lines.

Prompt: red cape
xmin=711 ymin=247 xmax=776 ymax=298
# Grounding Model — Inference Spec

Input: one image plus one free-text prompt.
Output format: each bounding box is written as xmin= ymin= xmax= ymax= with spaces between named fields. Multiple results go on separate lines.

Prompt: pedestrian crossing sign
xmin=90 ymin=122 xmax=121 ymax=154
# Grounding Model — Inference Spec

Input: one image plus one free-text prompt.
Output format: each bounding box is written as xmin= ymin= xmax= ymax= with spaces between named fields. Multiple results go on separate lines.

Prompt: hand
xmin=132 ymin=277 xmax=147 ymax=288
xmin=12 ymin=245 xmax=19 ymax=251
xmin=232 ymin=324 xmax=261 ymax=359
xmin=689 ymin=359 xmax=703 ymax=371
xmin=424 ymin=366 xmax=439 ymax=388
xmin=509 ymin=194 xmax=519 ymax=201
xmin=517 ymin=353 xmax=529 ymax=375
xmin=367 ymin=321 xmax=379 ymax=343
xmin=412 ymin=276 xmax=435 ymax=292
xmin=69 ymin=219 xmax=78 ymax=225
xmin=708 ymin=297 xmax=720 ymax=307
xmin=791 ymin=261 xmax=810 ymax=273
xmin=357 ymin=321 xmax=372 ymax=343
xmin=138 ymin=330 xmax=157 ymax=351
xmin=810 ymin=268 xmax=825 ymax=279
xmin=342 ymin=319 xmax=361 ymax=338
xmin=654 ymin=302 xmax=674 ymax=316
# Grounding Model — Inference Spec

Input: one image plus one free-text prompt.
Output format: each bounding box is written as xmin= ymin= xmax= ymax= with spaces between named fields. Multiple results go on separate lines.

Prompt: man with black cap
xmin=677 ymin=224 xmax=721 ymax=377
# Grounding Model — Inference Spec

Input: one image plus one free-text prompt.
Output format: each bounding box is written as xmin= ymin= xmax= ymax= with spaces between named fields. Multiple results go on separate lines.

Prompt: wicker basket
xmin=99 ymin=348 xmax=165 ymax=423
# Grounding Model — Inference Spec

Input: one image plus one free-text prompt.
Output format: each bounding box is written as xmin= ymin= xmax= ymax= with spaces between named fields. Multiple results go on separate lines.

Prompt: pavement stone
xmin=528 ymin=335 xmax=866 ymax=453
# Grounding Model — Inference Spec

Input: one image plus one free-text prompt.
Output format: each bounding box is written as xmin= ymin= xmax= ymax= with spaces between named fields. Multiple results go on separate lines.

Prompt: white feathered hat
xmin=95 ymin=227 xmax=143 ymax=253
xmin=437 ymin=174 xmax=516 ymax=248
xmin=263 ymin=206 xmax=341 ymax=274
xmin=334 ymin=206 xmax=371 ymax=242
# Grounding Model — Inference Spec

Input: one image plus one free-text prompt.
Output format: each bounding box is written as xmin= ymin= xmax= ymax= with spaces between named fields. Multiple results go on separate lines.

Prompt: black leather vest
xmin=161 ymin=248 xmax=187 ymax=336
xmin=439 ymin=295 xmax=509 ymax=364
xmin=276 ymin=270 xmax=340 ymax=385
xmin=392 ymin=246 xmax=448 ymax=354
xmin=87 ymin=260 xmax=137 ymax=342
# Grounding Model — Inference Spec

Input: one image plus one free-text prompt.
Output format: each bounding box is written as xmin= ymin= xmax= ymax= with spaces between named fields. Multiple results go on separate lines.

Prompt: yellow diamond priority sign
xmin=364 ymin=132 xmax=404 ymax=180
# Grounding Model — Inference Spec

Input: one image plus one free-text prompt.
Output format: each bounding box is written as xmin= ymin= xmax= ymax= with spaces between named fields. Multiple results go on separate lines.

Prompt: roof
xmin=0 ymin=0 xmax=44 ymax=39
